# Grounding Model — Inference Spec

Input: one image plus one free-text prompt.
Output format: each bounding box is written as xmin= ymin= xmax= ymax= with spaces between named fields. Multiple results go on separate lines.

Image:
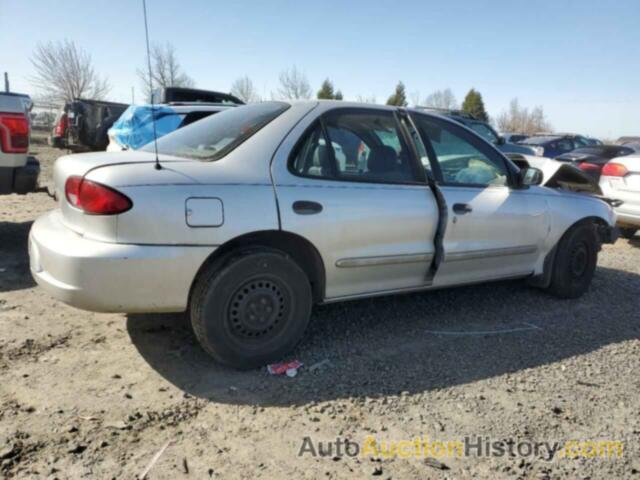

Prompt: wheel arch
xmin=189 ymin=230 xmax=326 ymax=306
xmin=530 ymin=215 xmax=608 ymax=289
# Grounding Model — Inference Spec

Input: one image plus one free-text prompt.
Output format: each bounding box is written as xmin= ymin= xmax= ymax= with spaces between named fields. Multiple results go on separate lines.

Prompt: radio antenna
xmin=142 ymin=0 xmax=161 ymax=170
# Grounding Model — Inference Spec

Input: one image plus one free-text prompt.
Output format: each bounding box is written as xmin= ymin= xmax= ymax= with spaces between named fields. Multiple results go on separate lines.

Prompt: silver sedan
xmin=30 ymin=101 xmax=618 ymax=368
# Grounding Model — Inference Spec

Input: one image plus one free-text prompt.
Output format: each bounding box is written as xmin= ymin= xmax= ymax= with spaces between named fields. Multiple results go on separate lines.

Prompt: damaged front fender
xmin=506 ymin=154 xmax=602 ymax=195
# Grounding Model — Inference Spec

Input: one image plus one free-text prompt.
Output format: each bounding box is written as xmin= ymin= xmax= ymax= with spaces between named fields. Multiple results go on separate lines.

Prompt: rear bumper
xmin=48 ymin=135 xmax=66 ymax=149
xmin=0 ymin=157 xmax=40 ymax=194
xmin=29 ymin=210 xmax=215 ymax=313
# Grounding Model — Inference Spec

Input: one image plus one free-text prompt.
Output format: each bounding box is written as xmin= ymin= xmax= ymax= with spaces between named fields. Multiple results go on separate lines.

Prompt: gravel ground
xmin=1 ymin=137 xmax=639 ymax=479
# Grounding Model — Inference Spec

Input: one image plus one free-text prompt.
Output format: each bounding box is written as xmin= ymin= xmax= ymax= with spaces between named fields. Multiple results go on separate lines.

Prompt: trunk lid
xmin=604 ymin=155 xmax=640 ymax=192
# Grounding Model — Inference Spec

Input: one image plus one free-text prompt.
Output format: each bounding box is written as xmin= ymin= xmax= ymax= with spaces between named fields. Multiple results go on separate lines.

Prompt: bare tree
xmin=137 ymin=43 xmax=194 ymax=101
xmin=356 ymin=94 xmax=377 ymax=104
xmin=29 ymin=40 xmax=111 ymax=103
xmin=424 ymin=88 xmax=458 ymax=109
xmin=410 ymin=91 xmax=422 ymax=107
xmin=496 ymin=98 xmax=552 ymax=134
xmin=277 ymin=66 xmax=311 ymax=100
xmin=230 ymin=76 xmax=260 ymax=103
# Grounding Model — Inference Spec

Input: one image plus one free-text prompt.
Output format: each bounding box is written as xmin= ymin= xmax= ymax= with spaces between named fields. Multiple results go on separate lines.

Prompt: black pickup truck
xmin=49 ymin=99 xmax=129 ymax=152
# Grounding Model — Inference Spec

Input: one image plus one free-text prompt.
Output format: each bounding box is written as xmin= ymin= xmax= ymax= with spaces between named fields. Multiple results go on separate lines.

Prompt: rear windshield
xmin=141 ymin=102 xmax=289 ymax=160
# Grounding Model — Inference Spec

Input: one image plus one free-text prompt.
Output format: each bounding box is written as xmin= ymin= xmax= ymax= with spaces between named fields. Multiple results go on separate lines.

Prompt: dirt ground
xmin=1 ymin=137 xmax=639 ymax=479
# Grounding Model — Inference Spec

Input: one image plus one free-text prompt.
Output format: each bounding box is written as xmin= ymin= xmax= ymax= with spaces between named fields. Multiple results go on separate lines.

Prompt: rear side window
xmin=142 ymin=102 xmax=289 ymax=160
xmin=291 ymin=110 xmax=419 ymax=184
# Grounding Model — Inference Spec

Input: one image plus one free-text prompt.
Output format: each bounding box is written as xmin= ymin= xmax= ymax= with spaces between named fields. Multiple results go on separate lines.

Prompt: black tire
xmin=620 ymin=228 xmax=638 ymax=239
xmin=547 ymin=222 xmax=599 ymax=299
xmin=190 ymin=249 xmax=312 ymax=369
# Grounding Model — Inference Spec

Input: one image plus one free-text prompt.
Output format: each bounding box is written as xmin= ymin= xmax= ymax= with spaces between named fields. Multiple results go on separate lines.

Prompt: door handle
xmin=453 ymin=203 xmax=473 ymax=214
xmin=292 ymin=200 xmax=323 ymax=215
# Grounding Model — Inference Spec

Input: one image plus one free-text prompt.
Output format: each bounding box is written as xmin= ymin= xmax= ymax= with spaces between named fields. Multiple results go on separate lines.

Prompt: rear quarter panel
xmin=82 ymin=102 xmax=317 ymax=246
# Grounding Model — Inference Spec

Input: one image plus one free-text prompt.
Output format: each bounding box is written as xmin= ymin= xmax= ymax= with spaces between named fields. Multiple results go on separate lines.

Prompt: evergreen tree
xmin=334 ymin=90 xmax=343 ymax=100
xmin=461 ymin=88 xmax=489 ymax=122
xmin=317 ymin=79 xmax=335 ymax=99
xmin=386 ymin=81 xmax=408 ymax=106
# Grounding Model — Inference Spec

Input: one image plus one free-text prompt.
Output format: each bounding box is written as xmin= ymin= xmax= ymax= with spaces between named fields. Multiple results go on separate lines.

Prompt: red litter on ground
xmin=267 ymin=360 xmax=303 ymax=377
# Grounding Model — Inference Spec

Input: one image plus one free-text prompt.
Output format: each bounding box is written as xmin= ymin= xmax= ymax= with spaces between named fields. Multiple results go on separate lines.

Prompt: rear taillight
xmin=602 ymin=163 xmax=628 ymax=177
xmin=0 ymin=112 xmax=30 ymax=154
xmin=579 ymin=162 xmax=600 ymax=172
xmin=65 ymin=175 xmax=132 ymax=215
xmin=54 ymin=114 xmax=68 ymax=137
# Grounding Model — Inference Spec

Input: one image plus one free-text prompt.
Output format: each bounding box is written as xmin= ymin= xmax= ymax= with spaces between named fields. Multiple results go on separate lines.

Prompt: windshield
xmin=141 ymin=102 xmax=289 ymax=160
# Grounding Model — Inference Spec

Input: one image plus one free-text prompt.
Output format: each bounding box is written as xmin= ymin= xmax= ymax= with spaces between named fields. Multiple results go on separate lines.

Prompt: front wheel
xmin=190 ymin=249 xmax=312 ymax=369
xmin=620 ymin=227 xmax=638 ymax=239
xmin=547 ymin=223 xmax=599 ymax=299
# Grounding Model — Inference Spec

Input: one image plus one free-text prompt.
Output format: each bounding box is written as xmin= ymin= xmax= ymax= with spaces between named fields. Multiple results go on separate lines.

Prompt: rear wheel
xmin=190 ymin=249 xmax=312 ymax=369
xmin=620 ymin=227 xmax=638 ymax=239
xmin=547 ymin=223 xmax=598 ymax=299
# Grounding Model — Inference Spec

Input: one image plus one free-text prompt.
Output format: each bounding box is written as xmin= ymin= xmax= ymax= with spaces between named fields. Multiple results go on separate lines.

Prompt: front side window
xmin=573 ymin=136 xmax=589 ymax=148
xmin=468 ymin=122 xmax=498 ymax=144
xmin=413 ymin=116 xmax=508 ymax=186
xmin=556 ymin=139 xmax=574 ymax=153
xmin=141 ymin=102 xmax=289 ymax=160
xmin=291 ymin=110 xmax=419 ymax=184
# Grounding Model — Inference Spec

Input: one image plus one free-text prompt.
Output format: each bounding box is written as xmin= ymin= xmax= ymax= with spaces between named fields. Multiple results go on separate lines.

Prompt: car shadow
xmin=126 ymin=266 xmax=640 ymax=407
xmin=0 ymin=221 xmax=36 ymax=293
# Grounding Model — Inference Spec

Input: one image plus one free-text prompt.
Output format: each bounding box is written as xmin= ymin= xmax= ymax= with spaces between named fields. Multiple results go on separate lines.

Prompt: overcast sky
xmin=2 ymin=0 xmax=639 ymax=138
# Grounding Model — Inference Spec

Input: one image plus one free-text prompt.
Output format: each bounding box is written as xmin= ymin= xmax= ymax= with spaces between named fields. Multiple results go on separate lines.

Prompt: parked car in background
xmin=150 ymin=86 xmax=244 ymax=106
xmin=502 ymin=132 xmax=528 ymax=144
xmin=599 ymin=154 xmax=640 ymax=239
xmin=0 ymin=92 xmax=39 ymax=195
xmin=518 ymin=134 xmax=594 ymax=158
xmin=584 ymin=136 xmax=603 ymax=146
xmin=30 ymin=101 xmax=618 ymax=368
xmin=616 ymin=136 xmax=640 ymax=152
xmin=49 ymin=99 xmax=129 ymax=151
xmin=616 ymin=136 xmax=640 ymax=145
xmin=556 ymin=145 xmax=635 ymax=181
xmin=417 ymin=108 xmax=538 ymax=156
xmin=107 ymin=87 xmax=244 ymax=151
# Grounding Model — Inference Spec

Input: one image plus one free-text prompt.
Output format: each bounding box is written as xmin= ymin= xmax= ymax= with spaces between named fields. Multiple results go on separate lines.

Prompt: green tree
xmin=461 ymin=88 xmax=489 ymax=122
xmin=386 ymin=81 xmax=408 ymax=106
xmin=317 ymin=79 xmax=335 ymax=99
xmin=317 ymin=79 xmax=343 ymax=100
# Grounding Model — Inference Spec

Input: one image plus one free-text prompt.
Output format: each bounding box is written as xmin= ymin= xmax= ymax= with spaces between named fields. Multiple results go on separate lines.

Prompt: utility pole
xmin=4 ymin=72 xmax=9 ymax=92
xmin=131 ymin=86 xmax=135 ymax=104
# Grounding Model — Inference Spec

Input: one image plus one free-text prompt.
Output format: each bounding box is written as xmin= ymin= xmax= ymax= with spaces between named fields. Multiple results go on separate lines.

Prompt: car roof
xmin=520 ymin=136 xmax=562 ymax=144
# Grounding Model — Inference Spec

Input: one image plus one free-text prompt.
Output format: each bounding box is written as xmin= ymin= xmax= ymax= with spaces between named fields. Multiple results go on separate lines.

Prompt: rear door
xmin=410 ymin=113 xmax=549 ymax=286
xmin=272 ymin=107 xmax=439 ymax=300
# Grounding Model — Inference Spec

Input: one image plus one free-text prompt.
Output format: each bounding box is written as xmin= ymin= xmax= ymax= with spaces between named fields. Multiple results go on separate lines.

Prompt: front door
xmin=272 ymin=107 xmax=439 ymax=300
xmin=410 ymin=113 xmax=549 ymax=286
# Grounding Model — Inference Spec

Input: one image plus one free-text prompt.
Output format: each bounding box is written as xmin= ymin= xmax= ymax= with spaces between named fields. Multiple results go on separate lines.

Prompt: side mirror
xmin=519 ymin=167 xmax=544 ymax=186
xmin=495 ymin=136 xmax=506 ymax=146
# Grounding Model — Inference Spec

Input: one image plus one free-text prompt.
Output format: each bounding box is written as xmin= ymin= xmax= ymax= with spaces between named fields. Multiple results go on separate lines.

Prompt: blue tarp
xmin=108 ymin=105 xmax=183 ymax=150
